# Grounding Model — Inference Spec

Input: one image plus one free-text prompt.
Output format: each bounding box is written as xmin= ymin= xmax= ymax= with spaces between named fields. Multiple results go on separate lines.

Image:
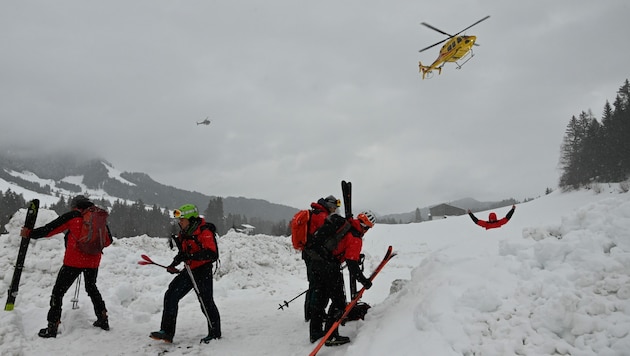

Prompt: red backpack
xmin=77 ymin=206 xmax=112 ymax=255
xmin=290 ymin=210 xmax=311 ymax=250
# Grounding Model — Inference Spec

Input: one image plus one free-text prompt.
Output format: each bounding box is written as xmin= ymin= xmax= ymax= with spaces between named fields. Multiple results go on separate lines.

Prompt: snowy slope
xmin=1 ymin=185 xmax=629 ymax=356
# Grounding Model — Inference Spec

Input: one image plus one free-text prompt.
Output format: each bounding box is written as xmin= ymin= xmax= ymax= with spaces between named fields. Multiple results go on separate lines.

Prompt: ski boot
xmin=309 ymin=325 xmax=326 ymax=343
xmin=325 ymin=334 xmax=350 ymax=346
xmin=93 ymin=311 xmax=109 ymax=330
xmin=150 ymin=330 xmax=173 ymax=343
xmin=38 ymin=321 xmax=59 ymax=338
xmin=200 ymin=328 xmax=221 ymax=344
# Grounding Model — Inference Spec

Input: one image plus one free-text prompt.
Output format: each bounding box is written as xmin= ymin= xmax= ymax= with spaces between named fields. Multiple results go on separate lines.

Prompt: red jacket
xmin=308 ymin=202 xmax=330 ymax=236
xmin=332 ymin=218 xmax=365 ymax=263
xmin=30 ymin=208 xmax=103 ymax=269
xmin=468 ymin=205 xmax=516 ymax=230
xmin=175 ymin=218 xmax=218 ymax=270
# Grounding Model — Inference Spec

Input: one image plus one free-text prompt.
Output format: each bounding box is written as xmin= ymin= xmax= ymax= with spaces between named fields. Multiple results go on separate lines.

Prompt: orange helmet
xmin=357 ymin=210 xmax=376 ymax=228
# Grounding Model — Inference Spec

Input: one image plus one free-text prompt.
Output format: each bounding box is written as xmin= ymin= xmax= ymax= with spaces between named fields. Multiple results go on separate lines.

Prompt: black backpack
xmin=310 ymin=214 xmax=352 ymax=255
xmin=199 ymin=222 xmax=219 ymax=261
xmin=170 ymin=222 xmax=220 ymax=263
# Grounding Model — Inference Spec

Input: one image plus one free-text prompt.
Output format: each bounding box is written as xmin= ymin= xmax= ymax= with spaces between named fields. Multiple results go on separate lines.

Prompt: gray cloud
xmin=2 ymin=0 xmax=628 ymax=214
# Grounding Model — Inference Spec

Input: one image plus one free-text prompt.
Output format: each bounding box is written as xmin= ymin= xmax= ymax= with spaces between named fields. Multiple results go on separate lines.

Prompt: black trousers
xmin=48 ymin=265 xmax=107 ymax=323
xmin=306 ymin=259 xmax=345 ymax=337
xmin=160 ymin=262 xmax=221 ymax=338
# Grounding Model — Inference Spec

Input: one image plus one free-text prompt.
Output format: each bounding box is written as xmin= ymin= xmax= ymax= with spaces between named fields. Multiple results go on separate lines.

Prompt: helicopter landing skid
xmin=455 ymin=51 xmax=475 ymax=69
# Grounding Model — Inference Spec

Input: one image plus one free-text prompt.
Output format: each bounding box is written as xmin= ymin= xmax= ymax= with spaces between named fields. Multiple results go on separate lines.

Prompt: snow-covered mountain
xmin=0 ymin=151 xmax=297 ymax=222
xmin=1 ymin=183 xmax=629 ymax=355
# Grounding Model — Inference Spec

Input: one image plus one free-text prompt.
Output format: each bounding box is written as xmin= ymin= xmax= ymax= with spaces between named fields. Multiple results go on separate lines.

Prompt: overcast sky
xmin=1 ymin=1 xmax=628 ymax=214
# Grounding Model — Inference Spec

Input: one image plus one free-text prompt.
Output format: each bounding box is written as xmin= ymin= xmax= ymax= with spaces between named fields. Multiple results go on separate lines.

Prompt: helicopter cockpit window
xmin=457 ymin=37 xmax=462 ymax=43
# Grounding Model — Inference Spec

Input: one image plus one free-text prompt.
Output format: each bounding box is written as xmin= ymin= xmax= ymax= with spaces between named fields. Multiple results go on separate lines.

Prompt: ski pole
xmin=71 ymin=274 xmax=81 ymax=309
xmin=277 ymin=288 xmax=308 ymax=310
xmin=183 ymin=263 xmax=215 ymax=343
xmin=137 ymin=254 xmax=169 ymax=269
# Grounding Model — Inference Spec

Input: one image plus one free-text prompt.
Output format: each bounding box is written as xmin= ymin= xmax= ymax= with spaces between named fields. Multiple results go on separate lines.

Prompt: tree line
xmin=559 ymin=79 xmax=630 ymax=190
xmin=0 ymin=189 xmax=27 ymax=233
xmin=0 ymin=192 xmax=287 ymax=237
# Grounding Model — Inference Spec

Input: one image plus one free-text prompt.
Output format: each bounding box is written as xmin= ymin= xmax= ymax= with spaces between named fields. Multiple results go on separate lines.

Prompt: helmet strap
xmin=183 ymin=217 xmax=201 ymax=236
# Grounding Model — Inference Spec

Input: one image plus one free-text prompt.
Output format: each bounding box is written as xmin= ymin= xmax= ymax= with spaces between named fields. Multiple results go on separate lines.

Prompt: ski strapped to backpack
xmin=312 ymin=214 xmax=352 ymax=254
xmin=341 ymin=180 xmax=361 ymax=298
xmin=76 ymin=205 xmax=112 ymax=255
xmin=290 ymin=209 xmax=311 ymax=250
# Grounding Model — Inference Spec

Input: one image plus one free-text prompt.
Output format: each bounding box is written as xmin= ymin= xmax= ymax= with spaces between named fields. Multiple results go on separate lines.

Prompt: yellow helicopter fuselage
xmin=419 ymin=35 xmax=477 ymax=79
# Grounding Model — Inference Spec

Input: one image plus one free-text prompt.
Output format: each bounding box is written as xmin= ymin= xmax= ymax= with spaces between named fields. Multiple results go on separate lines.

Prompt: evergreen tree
xmin=130 ymin=200 xmax=147 ymax=236
xmin=108 ymin=199 xmax=129 ymax=237
xmin=204 ymin=197 xmax=226 ymax=234
xmin=414 ymin=208 xmax=423 ymax=223
xmin=50 ymin=196 xmax=69 ymax=215
xmin=559 ymin=114 xmax=589 ymax=189
xmin=615 ymin=79 xmax=630 ymax=175
xmin=581 ymin=112 xmax=605 ymax=183
xmin=0 ymin=189 xmax=26 ymax=231
xmin=559 ymin=78 xmax=630 ymax=190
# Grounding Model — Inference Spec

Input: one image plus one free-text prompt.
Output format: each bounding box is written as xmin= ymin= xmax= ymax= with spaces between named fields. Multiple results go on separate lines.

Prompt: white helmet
xmin=357 ymin=210 xmax=376 ymax=228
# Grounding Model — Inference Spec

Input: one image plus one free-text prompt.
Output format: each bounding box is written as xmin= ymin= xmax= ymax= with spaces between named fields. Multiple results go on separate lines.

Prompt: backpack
xmin=199 ymin=222 xmax=220 ymax=261
xmin=290 ymin=210 xmax=311 ymax=251
xmin=76 ymin=205 xmax=112 ymax=255
xmin=169 ymin=222 xmax=220 ymax=266
xmin=313 ymin=214 xmax=352 ymax=254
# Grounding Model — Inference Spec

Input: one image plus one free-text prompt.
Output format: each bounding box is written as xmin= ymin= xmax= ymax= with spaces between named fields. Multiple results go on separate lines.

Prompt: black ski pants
xmin=47 ymin=265 xmax=107 ymax=323
xmin=306 ymin=259 xmax=345 ymax=337
xmin=160 ymin=262 xmax=221 ymax=338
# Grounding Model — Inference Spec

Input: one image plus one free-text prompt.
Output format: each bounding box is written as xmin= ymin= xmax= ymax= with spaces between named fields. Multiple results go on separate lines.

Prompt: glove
xmin=358 ymin=275 xmax=372 ymax=289
xmin=166 ymin=265 xmax=180 ymax=274
xmin=20 ymin=228 xmax=32 ymax=238
xmin=172 ymin=252 xmax=186 ymax=266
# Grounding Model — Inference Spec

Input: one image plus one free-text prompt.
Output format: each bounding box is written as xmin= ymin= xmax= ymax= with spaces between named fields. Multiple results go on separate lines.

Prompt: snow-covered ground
xmin=1 ymin=185 xmax=629 ymax=355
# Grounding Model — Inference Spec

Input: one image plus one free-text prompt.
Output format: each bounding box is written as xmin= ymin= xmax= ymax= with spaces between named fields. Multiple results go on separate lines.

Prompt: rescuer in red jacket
xmin=468 ymin=205 xmax=516 ymax=230
xmin=22 ymin=195 xmax=111 ymax=338
xmin=307 ymin=210 xmax=376 ymax=347
xmin=302 ymin=196 xmax=340 ymax=324
xmin=150 ymin=203 xmax=220 ymax=344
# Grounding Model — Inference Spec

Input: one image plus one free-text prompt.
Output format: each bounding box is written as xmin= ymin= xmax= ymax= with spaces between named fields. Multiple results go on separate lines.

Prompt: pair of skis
xmin=5 ymin=199 xmax=40 ymax=311
xmin=309 ymin=245 xmax=396 ymax=356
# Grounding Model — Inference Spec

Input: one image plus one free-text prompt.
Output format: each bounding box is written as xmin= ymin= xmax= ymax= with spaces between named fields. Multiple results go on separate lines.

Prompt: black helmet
xmin=71 ymin=195 xmax=92 ymax=209
xmin=321 ymin=195 xmax=340 ymax=211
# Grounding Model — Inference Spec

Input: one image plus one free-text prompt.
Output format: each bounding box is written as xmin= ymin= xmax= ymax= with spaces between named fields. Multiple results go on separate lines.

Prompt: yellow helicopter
xmin=418 ymin=15 xmax=490 ymax=79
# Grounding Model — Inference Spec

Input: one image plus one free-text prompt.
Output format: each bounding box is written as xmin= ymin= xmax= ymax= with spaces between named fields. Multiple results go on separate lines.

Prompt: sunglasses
xmin=172 ymin=209 xmax=196 ymax=219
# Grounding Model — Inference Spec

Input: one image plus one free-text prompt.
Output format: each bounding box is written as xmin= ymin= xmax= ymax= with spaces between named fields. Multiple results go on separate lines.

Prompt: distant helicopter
xmin=196 ymin=117 xmax=211 ymax=126
xmin=418 ymin=15 xmax=490 ymax=79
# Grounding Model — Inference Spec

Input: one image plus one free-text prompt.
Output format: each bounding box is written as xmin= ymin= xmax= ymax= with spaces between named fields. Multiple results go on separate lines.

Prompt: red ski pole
xmin=137 ymin=254 xmax=169 ymax=269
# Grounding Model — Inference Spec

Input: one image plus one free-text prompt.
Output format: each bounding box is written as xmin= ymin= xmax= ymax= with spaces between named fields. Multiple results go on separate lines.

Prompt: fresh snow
xmin=1 ymin=185 xmax=629 ymax=355
xmin=102 ymin=162 xmax=137 ymax=187
xmin=1 ymin=168 xmax=134 ymax=207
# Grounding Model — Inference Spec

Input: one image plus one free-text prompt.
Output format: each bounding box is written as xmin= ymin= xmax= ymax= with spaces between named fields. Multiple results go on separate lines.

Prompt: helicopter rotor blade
xmin=453 ymin=15 xmax=490 ymax=37
xmin=418 ymin=38 xmax=449 ymax=53
xmin=420 ymin=22 xmax=453 ymax=37
xmin=418 ymin=16 xmax=489 ymax=53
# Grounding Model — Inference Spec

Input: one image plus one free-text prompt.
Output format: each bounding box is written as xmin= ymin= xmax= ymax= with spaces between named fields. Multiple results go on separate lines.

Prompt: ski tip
xmin=4 ymin=303 xmax=15 ymax=311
